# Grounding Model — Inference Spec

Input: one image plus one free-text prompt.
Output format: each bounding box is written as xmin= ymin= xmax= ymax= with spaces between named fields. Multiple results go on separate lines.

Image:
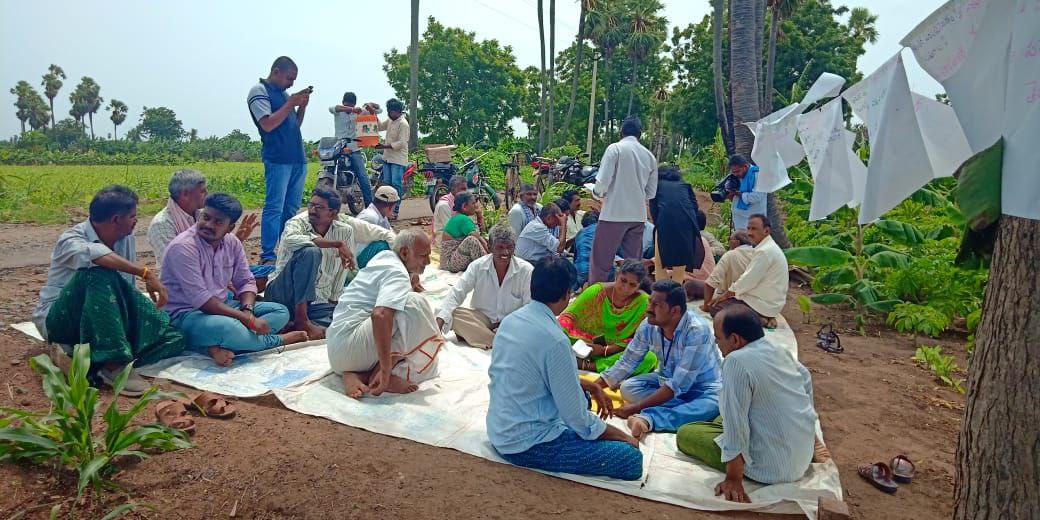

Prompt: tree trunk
xmin=754 ymin=0 xmax=765 ymax=114
xmin=603 ymin=55 xmax=612 ymax=140
xmin=729 ymin=0 xmax=759 ymax=157
xmin=548 ymin=0 xmax=556 ymax=149
xmin=113 ymin=122 xmax=118 ymax=139
xmin=537 ymin=0 xmax=547 ymax=152
xmin=712 ymin=0 xmax=734 ymax=155
xmin=954 ymin=215 xmax=1040 ymax=519
xmin=585 ymin=58 xmax=598 ymax=159
xmin=19 ymin=120 xmax=25 ymax=134
xmin=87 ymin=112 xmax=95 ymax=139
xmin=627 ymin=59 xmax=638 ymax=117
xmin=563 ymin=2 xmax=587 ymax=139
xmin=48 ymin=97 xmax=55 ymax=127
xmin=763 ymin=4 xmax=779 ymax=114
xmin=408 ymin=0 xmax=420 ymax=150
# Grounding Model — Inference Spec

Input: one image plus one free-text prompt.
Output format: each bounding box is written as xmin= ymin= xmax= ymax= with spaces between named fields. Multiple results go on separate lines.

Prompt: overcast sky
xmin=0 ymin=0 xmax=945 ymax=141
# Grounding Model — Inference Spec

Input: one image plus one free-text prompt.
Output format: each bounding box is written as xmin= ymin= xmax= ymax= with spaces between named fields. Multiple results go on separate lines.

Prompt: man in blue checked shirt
xmin=594 ymin=279 xmax=723 ymax=439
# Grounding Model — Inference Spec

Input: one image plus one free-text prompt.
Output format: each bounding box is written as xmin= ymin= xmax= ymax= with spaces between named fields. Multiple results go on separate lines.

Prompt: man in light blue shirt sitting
xmin=594 ymin=279 xmax=723 ymax=438
xmin=515 ymin=202 xmax=568 ymax=263
xmin=487 ymin=256 xmax=642 ymax=480
xmin=677 ymin=305 xmax=822 ymax=503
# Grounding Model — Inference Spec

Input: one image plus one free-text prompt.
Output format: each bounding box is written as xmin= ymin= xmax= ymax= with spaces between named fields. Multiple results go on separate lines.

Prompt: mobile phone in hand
xmin=592 ymin=335 xmax=606 ymax=346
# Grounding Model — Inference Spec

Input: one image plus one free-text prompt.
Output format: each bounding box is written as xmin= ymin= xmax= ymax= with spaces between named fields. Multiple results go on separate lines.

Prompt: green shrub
xmin=0 ymin=344 xmax=192 ymax=496
xmin=886 ymin=303 xmax=951 ymax=341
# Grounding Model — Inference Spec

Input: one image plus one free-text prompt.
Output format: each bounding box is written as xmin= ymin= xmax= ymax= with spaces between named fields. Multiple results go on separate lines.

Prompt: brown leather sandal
xmin=192 ymin=392 xmax=237 ymax=419
xmin=155 ymin=399 xmax=196 ymax=436
xmin=858 ymin=462 xmax=898 ymax=494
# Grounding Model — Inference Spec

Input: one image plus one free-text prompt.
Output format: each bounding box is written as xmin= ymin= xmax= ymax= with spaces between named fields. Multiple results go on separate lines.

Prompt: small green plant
xmin=886 ymin=302 xmax=951 ymax=343
xmin=965 ymin=308 xmax=982 ymax=355
xmin=0 ymin=344 xmax=192 ymax=496
xmin=912 ymin=345 xmax=965 ymax=393
xmin=796 ymin=295 xmax=812 ymax=323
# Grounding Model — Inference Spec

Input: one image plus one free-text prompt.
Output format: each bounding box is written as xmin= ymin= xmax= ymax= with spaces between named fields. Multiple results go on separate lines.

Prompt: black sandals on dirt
xmin=858 ymin=462 xmax=898 ymax=494
xmin=816 ymin=323 xmax=843 ymax=353
xmin=890 ymin=454 xmax=916 ymax=483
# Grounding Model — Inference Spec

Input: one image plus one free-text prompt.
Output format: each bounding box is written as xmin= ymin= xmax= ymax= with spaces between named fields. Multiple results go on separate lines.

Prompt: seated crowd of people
xmin=32 ymin=117 xmax=819 ymax=498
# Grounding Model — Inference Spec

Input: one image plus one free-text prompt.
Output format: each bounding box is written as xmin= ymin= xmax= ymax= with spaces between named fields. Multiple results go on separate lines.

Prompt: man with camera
xmin=247 ymin=56 xmax=311 ymax=265
xmin=714 ymin=154 xmax=766 ymax=231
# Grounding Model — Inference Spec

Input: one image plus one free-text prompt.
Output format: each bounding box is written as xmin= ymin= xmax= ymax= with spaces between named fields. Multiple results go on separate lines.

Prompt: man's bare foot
xmin=385 ymin=374 xmax=419 ymax=394
xmin=299 ymin=321 xmax=326 ymax=341
xmin=342 ymin=372 xmax=369 ymax=398
xmin=208 ymin=346 xmax=235 ymax=367
xmin=627 ymin=415 xmax=651 ymax=441
xmin=813 ymin=437 xmax=832 ymax=463
xmin=279 ymin=330 xmax=309 ymax=346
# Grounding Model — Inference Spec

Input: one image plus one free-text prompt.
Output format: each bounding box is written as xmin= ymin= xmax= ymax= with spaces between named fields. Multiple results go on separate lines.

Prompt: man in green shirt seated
xmin=439 ymin=191 xmax=488 ymax=272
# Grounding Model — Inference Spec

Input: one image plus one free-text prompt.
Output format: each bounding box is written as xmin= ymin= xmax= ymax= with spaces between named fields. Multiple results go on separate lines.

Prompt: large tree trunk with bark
xmin=87 ymin=112 xmax=95 ymax=139
xmin=729 ymin=0 xmax=758 ymax=156
xmin=712 ymin=0 xmax=734 ymax=155
xmin=408 ymin=0 xmax=420 ymax=149
xmin=48 ymin=97 xmax=56 ymax=127
xmin=563 ymin=2 xmax=587 ymax=138
xmin=954 ymin=215 xmax=1040 ymax=519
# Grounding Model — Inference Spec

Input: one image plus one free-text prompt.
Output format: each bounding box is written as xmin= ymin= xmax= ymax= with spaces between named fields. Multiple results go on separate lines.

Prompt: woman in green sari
xmin=558 ymin=260 xmax=658 ymax=374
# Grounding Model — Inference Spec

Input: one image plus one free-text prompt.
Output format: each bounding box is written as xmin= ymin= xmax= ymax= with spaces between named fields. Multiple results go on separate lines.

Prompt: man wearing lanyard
xmin=594 ymin=279 xmax=723 ymax=439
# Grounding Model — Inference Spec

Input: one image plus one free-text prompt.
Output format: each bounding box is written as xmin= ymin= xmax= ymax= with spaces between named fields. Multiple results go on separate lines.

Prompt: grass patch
xmin=0 ymin=163 xmax=322 ymax=224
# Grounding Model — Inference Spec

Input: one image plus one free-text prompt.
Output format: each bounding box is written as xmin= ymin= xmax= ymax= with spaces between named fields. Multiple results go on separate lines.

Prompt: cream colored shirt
xmin=729 ymin=235 xmax=789 ymax=317
xmin=378 ymin=116 xmax=410 ymax=166
xmin=432 ymin=200 xmax=453 ymax=246
xmin=269 ymin=211 xmax=395 ymax=303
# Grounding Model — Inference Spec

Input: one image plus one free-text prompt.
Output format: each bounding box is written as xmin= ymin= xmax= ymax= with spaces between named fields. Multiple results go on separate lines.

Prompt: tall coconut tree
xmin=107 ymin=99 xmax=128 ymax=139
xmin=41 ymin=64 xmax=65 ymax=128
xmin=70 ymin=77 xmax=102 ymax=139
xmin=586 ymin=3 xmax=624 ymax=136
xmin=10 ymin=80 xmax=33 ymax=133
xmin=408 ymin=0 xmax=420 ymax=149
xmin=563 ymin=0 xmax=594 ymax=138
xmin=624 ymin=0 xmax=666 ymax=117
xmin=537 ymin=0 xmax=548 ymax=152
xmin=712 ymin=0 xmax=734 ymax=154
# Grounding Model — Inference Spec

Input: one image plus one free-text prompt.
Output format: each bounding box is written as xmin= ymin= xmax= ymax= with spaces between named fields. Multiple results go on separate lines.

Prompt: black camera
xmin=710 ymin=174 xmax=741 ymax=202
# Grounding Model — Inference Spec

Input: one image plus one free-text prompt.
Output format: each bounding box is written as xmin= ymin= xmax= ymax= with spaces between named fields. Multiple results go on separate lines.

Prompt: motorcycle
xmin=423 ymin=142 xmax=501 ymax=211
xmin=315 ymin=137 xmax=365 ymax=215
xmin=530 ymin=154 xmax=599 ymax=192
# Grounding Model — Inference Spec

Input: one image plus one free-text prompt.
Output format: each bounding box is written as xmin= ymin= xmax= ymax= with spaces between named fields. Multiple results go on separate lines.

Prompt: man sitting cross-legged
xmin=702 ymin=214 xmax=788 ymax=327
xmin=686 ymin=229 xmax=753 ymax=302
xmin=33 ymin=185 xmax=185 ymax=396
xmin=677 ymin=305 xmax=825 ymax=503
xmin=594 ymin=279 xmax=723 ymax=438
xmin=162 ymin=193 xmax=308 ymax=367
xmin=265 ymin=188 xmax=394 ymax=338
xmin=515 ymin=202 xmax=568 ymax=263
xmin=487 ymin=256 xmax=643 ymax=480
xmin=435 ymin=224 xmax=532 ymax=349
xmin=326 ymin=229 xmax=445 ymax=398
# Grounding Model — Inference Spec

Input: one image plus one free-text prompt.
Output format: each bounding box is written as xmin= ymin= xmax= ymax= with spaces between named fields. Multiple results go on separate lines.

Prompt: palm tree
xmin=563 ymin=0 xmax=594 ymax=138
xmin=10 ymin=81 xmax=33 ymax=133
xmin=27 ymin=95 xmax=50 ymax=131
xmin=712 ymin=0 xmax=734 ymax=154
xmin=408 ymin=0 xmax=420 ymax=149
xmin=537 ymin=0 xmax=548 ymax=152
xmin=624 ymin=0 xmax=666 ymax=117
xmin=586 ymin=4 xmax=624 ymax=136
xmin=547 ymin=0 xmax=556 ymax=148
xmin=41 ymin=64 xmax=65 ymax=128
xmin=70 ymin=77 xmax=102 ymax=139
xmin=107 ymin=99 xmax=128 ymax=139
xmin=762 ymin=0 xmax=803 ymax=113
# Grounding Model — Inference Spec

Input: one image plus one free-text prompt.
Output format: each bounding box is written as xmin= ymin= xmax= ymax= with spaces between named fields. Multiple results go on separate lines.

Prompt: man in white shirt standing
xmin=704 ymin=214 xmax=788 ymax=327
xmin=374 ymin=98 xmax=410 ymax=220
xmin=436 ymin=225 xmax=533 ymax=349
xmin=590 ymin=116 xmax=657 ymax=283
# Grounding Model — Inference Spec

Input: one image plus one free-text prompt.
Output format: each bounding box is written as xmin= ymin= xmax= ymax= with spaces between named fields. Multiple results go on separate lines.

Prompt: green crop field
xmin=0 ymin=163 xmax=322 ymax=224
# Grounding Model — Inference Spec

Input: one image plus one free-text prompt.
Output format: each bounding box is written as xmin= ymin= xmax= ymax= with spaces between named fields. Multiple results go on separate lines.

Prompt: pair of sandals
xmin=154 ymin=392 xmax=237 ymax=436
xmin=816 ymin=324 xmax=843 ymax=354
xmin=858 ymin=455 xmax=916 ymax=494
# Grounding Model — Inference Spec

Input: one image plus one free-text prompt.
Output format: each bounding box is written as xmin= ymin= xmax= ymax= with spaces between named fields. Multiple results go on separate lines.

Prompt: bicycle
xmin=501 ymin=151 xmax=525 ymax=209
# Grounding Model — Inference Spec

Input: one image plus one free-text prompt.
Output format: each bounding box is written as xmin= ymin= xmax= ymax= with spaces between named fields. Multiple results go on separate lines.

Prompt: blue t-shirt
xmin=247 ymin=80 xmax=305 ymax=164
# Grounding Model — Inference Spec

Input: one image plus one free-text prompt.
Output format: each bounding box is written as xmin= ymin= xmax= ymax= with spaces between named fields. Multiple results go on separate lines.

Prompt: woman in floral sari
xmin=558 ymin=260 xmax=658 ymax=374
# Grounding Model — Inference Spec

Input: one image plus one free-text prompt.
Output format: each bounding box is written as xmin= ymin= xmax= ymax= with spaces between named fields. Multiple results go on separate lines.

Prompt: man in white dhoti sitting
xmin=326 ymin=229 xmax=444 ymax=398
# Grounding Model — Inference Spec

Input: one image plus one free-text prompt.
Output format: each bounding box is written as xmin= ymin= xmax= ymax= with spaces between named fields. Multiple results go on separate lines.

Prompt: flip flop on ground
xmin=890 ymin=455 xmax=916 ymax=483
xmin=154 ymin=399 xmax=196 ymax=436
xmin=859 ymin=462 xmax=898 ymax=494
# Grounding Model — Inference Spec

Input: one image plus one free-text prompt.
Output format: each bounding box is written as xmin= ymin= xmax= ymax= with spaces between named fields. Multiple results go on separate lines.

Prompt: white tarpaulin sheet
xmin=843 ymin=52 xmax=936 ymax=224
xmin=797 ymin=97 xmax=867 ymax=220
xmin=912 ymin=92 xmax=973 ymax=179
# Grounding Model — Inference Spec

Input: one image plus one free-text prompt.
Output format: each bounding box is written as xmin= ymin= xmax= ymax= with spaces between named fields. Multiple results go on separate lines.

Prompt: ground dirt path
xmin=0 ymin=196 xmax=965 ymax=519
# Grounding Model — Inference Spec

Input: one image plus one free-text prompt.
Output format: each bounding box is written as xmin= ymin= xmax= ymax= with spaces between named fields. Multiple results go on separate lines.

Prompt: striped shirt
xmin=717 ymin=338 xmax=817 ymax=484
xmin=269 ymin=211 xmax=394 ymax=303
xmin=601 ymin=311 xmax=722 ymax=397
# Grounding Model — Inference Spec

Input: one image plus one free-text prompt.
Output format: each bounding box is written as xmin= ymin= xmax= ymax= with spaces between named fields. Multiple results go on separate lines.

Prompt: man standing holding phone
xmin=247 ymin=56 xmax=311 ymax=265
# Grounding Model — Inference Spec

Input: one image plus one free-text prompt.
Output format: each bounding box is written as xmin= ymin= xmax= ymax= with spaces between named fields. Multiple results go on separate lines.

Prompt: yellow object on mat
xmin=579 ymin=373 xmax=624 ymax=411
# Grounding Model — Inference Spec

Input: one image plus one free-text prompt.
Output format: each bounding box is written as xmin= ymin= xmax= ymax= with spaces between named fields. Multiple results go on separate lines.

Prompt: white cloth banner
xmin=1001 ymin=4 xmax=1040 ymax=219
xmin=749 ymin=73 xmax=847 ymax=194
xmin=797 ymin=97 xmax=867 ymax=220
xmin=843 ymin=53 xmax=935 ymax=224
xmin=912 ymin=92 xmax=973 ymax=179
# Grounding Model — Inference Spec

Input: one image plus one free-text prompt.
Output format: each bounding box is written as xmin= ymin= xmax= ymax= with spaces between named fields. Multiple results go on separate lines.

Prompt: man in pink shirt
xmin=161 ymin=193 xmax=309 ymax=366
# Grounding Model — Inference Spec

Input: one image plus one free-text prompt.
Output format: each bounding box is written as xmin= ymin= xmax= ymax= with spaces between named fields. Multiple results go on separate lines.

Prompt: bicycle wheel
xmin=504 ymin=167 xmax=520 ymax=208
xmin=535 ymin=172 xmax=546 ymax=194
